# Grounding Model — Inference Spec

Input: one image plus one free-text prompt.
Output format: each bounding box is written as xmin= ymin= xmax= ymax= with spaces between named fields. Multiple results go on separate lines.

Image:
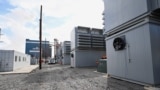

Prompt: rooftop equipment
xmin=70 ymin=26 xmax=106 ymax=67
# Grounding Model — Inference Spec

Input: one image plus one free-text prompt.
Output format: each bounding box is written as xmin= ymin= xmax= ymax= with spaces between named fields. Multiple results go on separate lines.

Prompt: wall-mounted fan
xmin=113 ymin=36 xmax=126 ymax=50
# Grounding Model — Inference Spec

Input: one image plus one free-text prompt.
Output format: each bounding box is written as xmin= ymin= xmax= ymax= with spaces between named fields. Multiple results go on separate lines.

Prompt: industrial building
xmin=53 ymin=39 xmax=62 ymax=64
xmin=70 ymin=26 xmax=106 ymax=67
xmin=103 ymin=0 xmax=160 ymax=85
xmin=25 ymin=39 xmax=52 ymax=64
xmin=0 ymin=50 xmax=30 ymax=72
xmin=61 ymin=41 xmax=71 ymax=65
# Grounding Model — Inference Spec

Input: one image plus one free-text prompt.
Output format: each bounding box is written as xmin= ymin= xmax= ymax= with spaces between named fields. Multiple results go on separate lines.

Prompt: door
xmin=125 ymin=24 xmax=152 ymax=83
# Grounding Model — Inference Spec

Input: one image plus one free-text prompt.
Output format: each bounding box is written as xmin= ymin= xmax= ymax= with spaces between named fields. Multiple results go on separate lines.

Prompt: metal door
xmin=125 ymin=24 xmax=153 ymax=83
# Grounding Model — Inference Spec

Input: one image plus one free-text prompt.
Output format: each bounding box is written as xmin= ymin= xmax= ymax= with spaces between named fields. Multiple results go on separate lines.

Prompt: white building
xmin=0 ymin=50 xmax=31 ymax=72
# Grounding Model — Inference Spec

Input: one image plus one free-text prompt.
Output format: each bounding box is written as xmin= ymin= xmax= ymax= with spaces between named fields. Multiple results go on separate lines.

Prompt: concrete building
xmin=70 ymin=26 xmax=106 ymax=67
xmin=61 ymin=41 xmax=71 ymax=65
xmin=0 ymin=50 xmax=30 ymax=72
xmin=103 ymin=0 xmax=160 ymax=85
xmin=25 ymin=39 xmax=52 ymax=64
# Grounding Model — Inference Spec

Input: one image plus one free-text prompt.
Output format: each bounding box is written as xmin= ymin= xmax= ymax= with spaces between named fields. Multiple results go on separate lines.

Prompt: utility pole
xmin=39 ymin=5 xmax=42 ymax=69
xmin=45 ymin=38 xmax=47 ymax=63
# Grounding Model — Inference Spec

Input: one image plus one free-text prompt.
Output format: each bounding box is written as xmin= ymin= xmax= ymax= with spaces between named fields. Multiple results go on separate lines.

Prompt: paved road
xmin=0 ymin=64 xmax=157 ymax=90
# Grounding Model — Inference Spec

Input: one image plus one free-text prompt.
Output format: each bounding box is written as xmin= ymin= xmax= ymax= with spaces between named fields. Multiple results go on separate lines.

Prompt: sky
xmin=0 ymin=0 xmax=104 ymax=53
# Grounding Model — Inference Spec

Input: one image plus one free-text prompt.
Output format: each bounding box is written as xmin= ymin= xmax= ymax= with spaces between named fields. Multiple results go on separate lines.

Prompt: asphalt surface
xmin=0 ymin=64 xmax=159 ymax=90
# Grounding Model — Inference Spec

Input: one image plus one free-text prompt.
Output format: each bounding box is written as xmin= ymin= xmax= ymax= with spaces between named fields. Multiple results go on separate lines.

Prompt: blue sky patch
xmin=0 ymin=0 xmax=15 ymax=14
xmin=2 ymin=28 xmax=14 ymax=37
xmin=25 ymin=22 xmax=38 ymax=29
xmin=43 ymin=16 xmax=71 ymax=29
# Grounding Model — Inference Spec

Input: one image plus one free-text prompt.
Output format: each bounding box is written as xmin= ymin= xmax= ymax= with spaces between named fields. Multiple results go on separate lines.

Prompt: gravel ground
xmin=0 ymin=64 xmax=159 ymax=90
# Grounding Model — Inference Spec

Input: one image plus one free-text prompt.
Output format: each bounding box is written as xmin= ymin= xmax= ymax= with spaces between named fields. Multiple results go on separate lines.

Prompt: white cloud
xmin=0 ymin=0 xmax=104 ymax=53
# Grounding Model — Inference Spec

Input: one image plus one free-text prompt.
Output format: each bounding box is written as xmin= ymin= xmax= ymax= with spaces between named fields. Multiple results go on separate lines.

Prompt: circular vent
xmin=113 ymin=37 xmax=126 ymax=50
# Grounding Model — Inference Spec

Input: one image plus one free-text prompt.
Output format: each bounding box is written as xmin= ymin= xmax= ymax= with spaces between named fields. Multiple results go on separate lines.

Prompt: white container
xmin=106 ymin=17 xmax=160 ymax=85
xmin=0 ymin=50 xmax=30 ymax=72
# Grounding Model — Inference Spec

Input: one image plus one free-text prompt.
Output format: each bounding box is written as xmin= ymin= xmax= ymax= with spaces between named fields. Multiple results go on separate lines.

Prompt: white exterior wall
xmin=0 ymin=50 xmax=30 ymax=72
xmin=13 ymin=51 xmax=30 ymax=70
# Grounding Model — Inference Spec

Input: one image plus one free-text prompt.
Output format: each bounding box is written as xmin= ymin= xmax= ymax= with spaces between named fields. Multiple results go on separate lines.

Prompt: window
xmin=19 ymin=56 xmax=21 ymax=62
xmin=15 ymin=56 xmax=17 ymax=62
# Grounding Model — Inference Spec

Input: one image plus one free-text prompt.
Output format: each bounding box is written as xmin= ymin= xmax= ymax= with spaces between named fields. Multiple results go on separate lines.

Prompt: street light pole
xmin=39 ymin=5 xmax=42 ymax=69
